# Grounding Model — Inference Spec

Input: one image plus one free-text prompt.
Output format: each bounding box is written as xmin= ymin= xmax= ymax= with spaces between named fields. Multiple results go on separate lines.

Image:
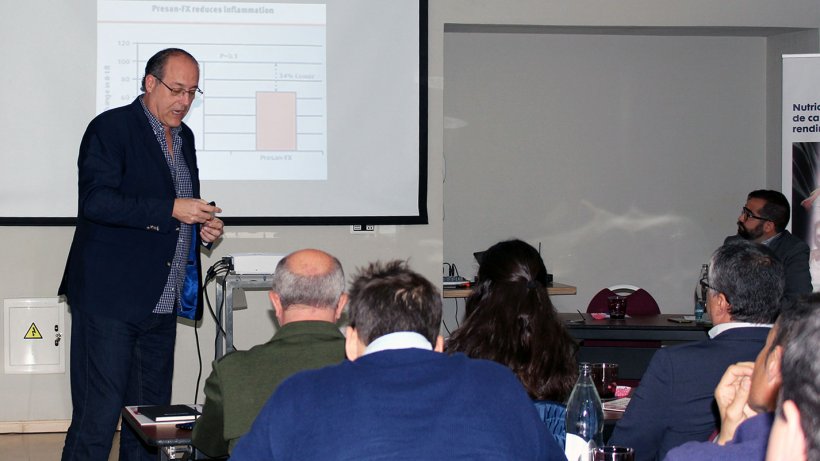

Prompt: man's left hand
xmin=715 ymin=362 xmax=756 ymax=445
xmin=200 ymin=216 xmax=224 ymax=244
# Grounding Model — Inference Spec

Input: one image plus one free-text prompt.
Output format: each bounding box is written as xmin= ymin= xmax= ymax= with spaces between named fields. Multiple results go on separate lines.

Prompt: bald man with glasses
xmin=725 ymin=189 xmax=811 ymax=308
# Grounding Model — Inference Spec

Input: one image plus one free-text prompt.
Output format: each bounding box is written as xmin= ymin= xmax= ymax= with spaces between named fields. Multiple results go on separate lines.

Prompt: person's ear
xmin=144 ymin=74 xmax=157 ymax=93
xmin=345 ymin=326 xmax=365 ymax=361
xmin=763 ymin=220 xmax=776 ymax=235
xmin=712 ymin=292 xmax=730 ymax=320
xmin=269 ymin=291 xmax=284 ymax=324
xmin=767 ymin=345 xmax=783 ymax=385
xmin=434 ymin=335 xmax=444 ymax=353
xmin=334 ymin=293 xmax=348 ymax=322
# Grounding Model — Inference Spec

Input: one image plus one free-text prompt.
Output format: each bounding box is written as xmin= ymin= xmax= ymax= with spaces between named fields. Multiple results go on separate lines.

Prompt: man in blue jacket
xmin=610 ymin=240 xmax=782 ymax=461
xmin=59 ymin=48 xmax=223 ymax=461
xmin=232 ymin=260 xmax=567 ymax=460
xmin=664 ymin=292 xmax=818 ymax=461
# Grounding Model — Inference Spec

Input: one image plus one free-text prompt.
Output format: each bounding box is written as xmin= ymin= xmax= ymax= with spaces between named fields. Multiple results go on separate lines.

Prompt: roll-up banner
xmin=783 ymin=54 xmax=820 ymax=290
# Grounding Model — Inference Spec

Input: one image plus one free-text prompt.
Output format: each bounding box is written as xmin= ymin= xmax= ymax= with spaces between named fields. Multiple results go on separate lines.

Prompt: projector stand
xmin=213 ymin=272 xmax=274 ymax=359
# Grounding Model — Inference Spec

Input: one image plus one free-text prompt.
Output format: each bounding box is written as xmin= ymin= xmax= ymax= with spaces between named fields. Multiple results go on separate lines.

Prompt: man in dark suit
xmin=59 ymin=48 xmax=223 ymax=461
xmin=664 ymin=294 xmax=819 ymax=461
xmin=192 ymin=249 xmax=348 ymax=457
xmin=725 ymin=189 xmax=811 ymax=307
xmin=610 ymin=240 xmax=783 ymax=461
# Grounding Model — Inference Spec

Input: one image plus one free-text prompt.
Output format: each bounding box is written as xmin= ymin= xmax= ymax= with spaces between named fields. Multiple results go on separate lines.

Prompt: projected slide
xmin=97 ymin=1 xmax=327 ymax=181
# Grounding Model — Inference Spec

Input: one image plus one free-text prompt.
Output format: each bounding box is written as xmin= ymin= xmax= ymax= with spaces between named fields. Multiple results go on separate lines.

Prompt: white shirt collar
xmin=708 ymin=321 xmax=772 ymax=338
xmin=363 ymin=332 xmax=433 ymax=356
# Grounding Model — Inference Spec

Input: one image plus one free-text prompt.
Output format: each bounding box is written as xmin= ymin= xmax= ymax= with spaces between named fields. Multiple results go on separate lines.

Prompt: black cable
xmin=193 ymin=258 xmax=232 ymax=403
xmin=194 ymin=320 xmax=202 ymax=404
xmin=202 ymin=260 xmax=230 ymax=340
xmin=442 ymin=262 xmax=452 ymax=276
xmin=454 ymin=297 xmax=460 ymax=328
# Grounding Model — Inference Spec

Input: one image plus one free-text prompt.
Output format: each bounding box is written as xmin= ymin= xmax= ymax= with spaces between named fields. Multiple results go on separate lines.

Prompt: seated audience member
xmin=191 ymin=249 xmax=347 ymax=457
xmin=664 ymin=294 xmax=816 ymax=460
xmin=609 ymin=240 xmax=783 ymax=461
xmin=231 ymin=260 xmax=567 ymax=460
xmin=446 ymin=239 xmax=577 ymax=446
xmin=766 ymin=293 xmax=820 ymax=461
xmin=727 ymin=189 xmax=811 ymax=307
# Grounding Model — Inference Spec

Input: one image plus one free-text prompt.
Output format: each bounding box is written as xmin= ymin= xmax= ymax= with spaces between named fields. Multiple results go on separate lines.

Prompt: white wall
xmin=443 ymin=31 xmax=768 ymax=315
xmin=1 ymin=0 xmax=819 ymax=426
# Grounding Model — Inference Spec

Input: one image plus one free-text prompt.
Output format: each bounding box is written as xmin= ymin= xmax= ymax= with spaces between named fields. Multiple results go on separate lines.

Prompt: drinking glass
xmin=591 ymin=363 xmax=618 ymax=399
xmin=607 ymin=296 xmax=627 ymax=319
xmin=593 ymin=446 xmax=634 ymax=461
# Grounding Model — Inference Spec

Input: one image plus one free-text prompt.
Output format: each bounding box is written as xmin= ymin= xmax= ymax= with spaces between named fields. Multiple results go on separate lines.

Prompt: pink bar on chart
xmin=256 ymin=92 xmax=297 ymax=150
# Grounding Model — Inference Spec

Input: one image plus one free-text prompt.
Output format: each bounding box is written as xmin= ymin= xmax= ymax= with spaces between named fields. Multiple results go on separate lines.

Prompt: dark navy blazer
xmin=608 ymin=326 xmax=770 ymax=461
xmin=59 ymin=97 xmax=203 ymax=321
xmin=724 ymin=233 xmax=811 ymax=307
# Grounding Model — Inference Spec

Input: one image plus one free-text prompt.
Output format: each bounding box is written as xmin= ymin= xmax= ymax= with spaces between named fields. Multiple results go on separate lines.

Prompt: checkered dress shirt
xmin=140 ymin=96 xmax=194 ymax=314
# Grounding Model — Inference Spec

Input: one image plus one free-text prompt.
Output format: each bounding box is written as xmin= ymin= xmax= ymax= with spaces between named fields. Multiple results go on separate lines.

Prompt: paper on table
xmin=565 ymin=433 xmax=594 ymax=461
xmin=603 ymin=397 xmax=630 ymax=412
xmin=589 ymin=313 xmax=631 ymax=320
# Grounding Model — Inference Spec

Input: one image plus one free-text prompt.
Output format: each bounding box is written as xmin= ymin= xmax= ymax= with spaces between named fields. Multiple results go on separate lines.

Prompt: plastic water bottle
xmin=566 ymin=363 xmax=604 ymax=459
xmin=694 ymin=264 xmax=708 ymax=322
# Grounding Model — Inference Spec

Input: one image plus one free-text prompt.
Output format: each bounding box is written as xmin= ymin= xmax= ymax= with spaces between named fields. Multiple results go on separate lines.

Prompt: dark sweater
xmin=191 ymin=321 xmax=345 ymax=457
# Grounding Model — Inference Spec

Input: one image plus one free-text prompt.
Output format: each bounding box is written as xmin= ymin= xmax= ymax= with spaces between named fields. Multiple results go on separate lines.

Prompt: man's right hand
xmin=714 ymin=361 xmax=756 ymax=445
xmin=173 ymin=198 xmax=222 ymax=225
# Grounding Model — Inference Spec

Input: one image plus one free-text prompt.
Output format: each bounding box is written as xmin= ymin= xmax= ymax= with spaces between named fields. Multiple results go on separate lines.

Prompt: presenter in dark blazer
xmin=609 ymin=241 xmax=783 ymax=461
xmin=58 ymin=48 xmax=224 ymax=461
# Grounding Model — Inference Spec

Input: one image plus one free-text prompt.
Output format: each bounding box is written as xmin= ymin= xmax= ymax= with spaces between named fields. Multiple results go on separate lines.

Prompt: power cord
xmin=194 ymin=257 xmax=233 ymax=404
xmin=203 ymin=257 xmax=232 ymax=342
xmin=442 ymin=262 xmax=462 ymax=278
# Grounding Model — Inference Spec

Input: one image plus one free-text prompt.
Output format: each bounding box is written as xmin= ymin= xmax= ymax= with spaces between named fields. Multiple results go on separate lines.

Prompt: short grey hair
xmin=708 ymin=240 xmax=783 ymax=323
xmin=271 ymin=253 xmax=345 ymax=309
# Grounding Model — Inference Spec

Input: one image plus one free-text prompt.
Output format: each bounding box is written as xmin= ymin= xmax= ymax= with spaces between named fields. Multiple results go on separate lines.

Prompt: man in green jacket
xmin=192 ymin=248 xmax=348 ymax=457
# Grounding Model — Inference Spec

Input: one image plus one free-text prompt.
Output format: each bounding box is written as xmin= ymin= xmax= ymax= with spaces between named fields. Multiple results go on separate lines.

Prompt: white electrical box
xmin=4 ymin=297 xmax=66 ymax=374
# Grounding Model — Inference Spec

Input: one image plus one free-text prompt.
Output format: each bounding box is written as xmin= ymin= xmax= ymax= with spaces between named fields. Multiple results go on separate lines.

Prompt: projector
xmin=229 ymin=253 xmax=285 ymax=275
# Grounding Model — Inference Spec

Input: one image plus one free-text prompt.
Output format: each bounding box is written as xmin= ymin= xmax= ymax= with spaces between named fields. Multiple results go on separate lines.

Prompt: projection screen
xmin=0 ymin=0 xmax=428 ymax=225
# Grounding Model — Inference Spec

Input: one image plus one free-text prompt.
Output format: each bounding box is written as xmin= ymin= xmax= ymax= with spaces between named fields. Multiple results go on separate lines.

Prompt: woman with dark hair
xmin=446 ymin=239 xmax=578 ymax=446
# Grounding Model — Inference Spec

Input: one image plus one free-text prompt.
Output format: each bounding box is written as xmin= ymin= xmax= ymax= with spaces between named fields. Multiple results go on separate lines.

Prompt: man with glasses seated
xmin=610 ymin=241 xmax=781 ymax=461
xmin=726 ymin=189 xmax=810 ymax=308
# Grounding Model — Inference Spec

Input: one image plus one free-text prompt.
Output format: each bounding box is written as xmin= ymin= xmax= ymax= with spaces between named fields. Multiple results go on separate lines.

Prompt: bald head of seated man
xmin=192 ymin=248 xmax=348 ymax=458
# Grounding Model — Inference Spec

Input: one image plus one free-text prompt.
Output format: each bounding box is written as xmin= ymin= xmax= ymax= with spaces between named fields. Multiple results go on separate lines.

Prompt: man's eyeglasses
xmin=700 ymin=276 xmax=731 ymax=305
xmin=740 ymin=206 xmax=771 ymax=222
xmin=152 ymin=75 xmax=203 ymax=99
xmin=699 ymin=276 xmax=715 ymax=292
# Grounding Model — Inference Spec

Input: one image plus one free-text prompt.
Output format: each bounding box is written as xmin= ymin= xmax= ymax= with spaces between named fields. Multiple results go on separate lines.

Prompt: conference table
xmin=558 ymin=313 xmax=711 ymax=381
xmin=442 ymin=282 xmax=577 ymax=298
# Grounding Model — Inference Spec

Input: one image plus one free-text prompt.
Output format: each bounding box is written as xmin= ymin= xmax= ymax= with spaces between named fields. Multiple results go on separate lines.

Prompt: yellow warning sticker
xmin=24 ymin=323 xmax=43 ymax=340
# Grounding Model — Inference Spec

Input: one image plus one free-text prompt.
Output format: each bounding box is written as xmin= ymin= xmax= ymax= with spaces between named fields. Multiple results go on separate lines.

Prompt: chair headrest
xmin=586 ymin=287 xmax=660 ymax=315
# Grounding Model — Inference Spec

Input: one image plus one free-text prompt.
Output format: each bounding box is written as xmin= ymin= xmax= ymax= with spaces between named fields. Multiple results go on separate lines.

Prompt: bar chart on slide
xmin=97 ymin=1 xmax=327 ymax=180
